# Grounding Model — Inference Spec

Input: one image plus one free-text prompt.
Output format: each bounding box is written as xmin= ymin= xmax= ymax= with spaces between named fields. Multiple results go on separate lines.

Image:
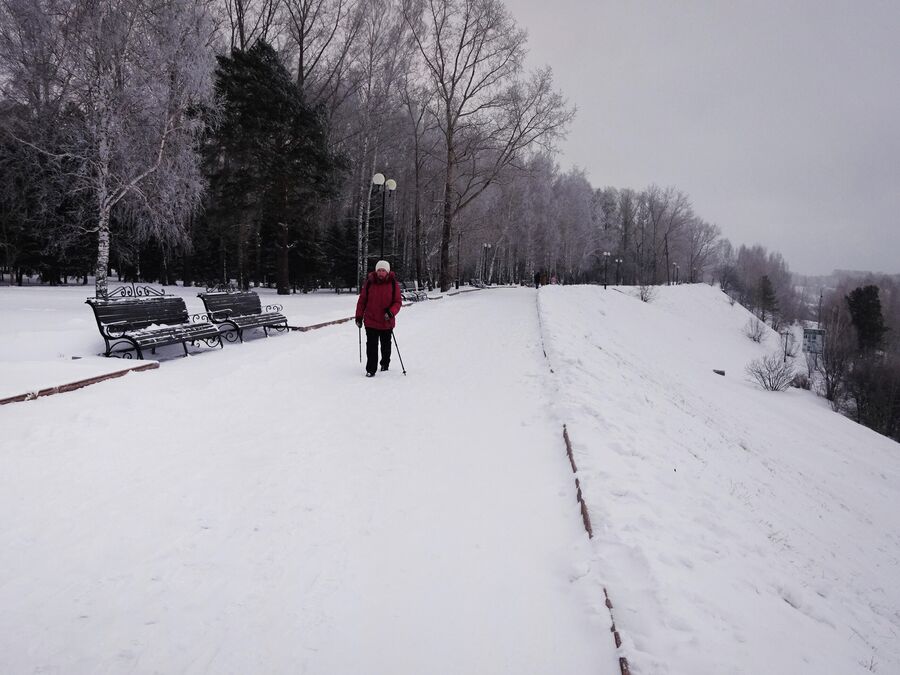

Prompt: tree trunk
xmin=238 ymin=222 xmax=248 ymax=290
xmin=183 ymin=250 xmax=193 ymax=288
xmin=219 ymin=235 xmax=227 ymax=286
xmin=439 ymin=128 xmax=455 ymax=292
xmin=95 ymin=209 xmax=111 ymax=298
xmin=414 ymin=133 xmax=423 ymax=286
xmin=277 ymin=222 xmax=290 ymax=295
xmin=355 ymin=133 xmax=371 ymax=289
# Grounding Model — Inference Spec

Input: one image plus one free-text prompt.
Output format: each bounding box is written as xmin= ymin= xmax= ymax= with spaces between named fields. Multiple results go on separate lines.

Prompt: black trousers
xmin=365 ymin=328 xmax=392 ymax=373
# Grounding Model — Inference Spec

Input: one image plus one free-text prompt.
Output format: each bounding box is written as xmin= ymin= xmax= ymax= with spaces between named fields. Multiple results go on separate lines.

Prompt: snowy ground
xmin=0 ymin=284 xmax=358 ymax=400
xmin=0 ymin=285 xmax=615 ymax=674
xmin=1 ymin=282 xmax=898 ymax=674
xmin=539 ymin=284 xmax=900 ymax=674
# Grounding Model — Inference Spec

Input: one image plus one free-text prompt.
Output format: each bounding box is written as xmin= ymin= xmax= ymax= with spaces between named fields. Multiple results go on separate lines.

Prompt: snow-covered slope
xmin=2 ymin=283 xmax=898 ymax=674
xmin=538 ymin=284 xmax=900 ymax=674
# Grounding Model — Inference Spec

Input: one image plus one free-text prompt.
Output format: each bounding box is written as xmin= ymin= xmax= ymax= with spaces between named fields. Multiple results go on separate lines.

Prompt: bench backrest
xmin=199 ymin=291 xmax=263 ymax=317
xmin=87 ymin=296 xmax=189 ymax=331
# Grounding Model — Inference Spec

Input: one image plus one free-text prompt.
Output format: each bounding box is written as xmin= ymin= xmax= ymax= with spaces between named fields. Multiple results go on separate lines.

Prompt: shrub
xmin=791 ymin=372 xmax=811 ymax=390
xmin=744 ymin=317 xmax=766 ymax=343
xmin=637 ymin=283 xmax=657 ymax=303
xmin=746 ymin=353 xmax=795 ymax=391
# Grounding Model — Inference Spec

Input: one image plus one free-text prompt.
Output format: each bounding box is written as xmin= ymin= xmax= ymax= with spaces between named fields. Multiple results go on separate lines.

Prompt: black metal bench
xmin=399 ymin=281 xmax=428 ymax=302
xmin=86 ymin=295 xmax=222 ymax=359
xmin=197 ymin=291 xmax=287 ymax=343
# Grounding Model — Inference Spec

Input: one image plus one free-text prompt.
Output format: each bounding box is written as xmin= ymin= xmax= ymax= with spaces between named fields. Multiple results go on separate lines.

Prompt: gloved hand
xmin=355 ymin=318 xmax=362 ymax=328
xmin=384 ymin=309 xmax=393 ymax=320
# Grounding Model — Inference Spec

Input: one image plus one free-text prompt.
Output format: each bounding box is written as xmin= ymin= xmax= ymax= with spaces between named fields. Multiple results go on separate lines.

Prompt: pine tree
xmin=207 ymin=42 xmax=344 ymax=293
xmin=846 ymin=285 xmax=888 ymax=353
xmin=757 ymin=275 xmax=778 ymax=324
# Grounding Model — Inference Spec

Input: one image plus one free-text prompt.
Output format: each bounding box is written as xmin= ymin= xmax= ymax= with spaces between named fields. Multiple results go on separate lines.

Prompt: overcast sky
xmin=502 ymin=0 xmax=899 ymax=275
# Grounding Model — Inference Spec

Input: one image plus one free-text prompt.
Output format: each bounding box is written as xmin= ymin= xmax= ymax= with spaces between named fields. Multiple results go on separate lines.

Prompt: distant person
xmin=355 ymin=260 xmax=402 ymax=377
xmin=534 ymin=271 xmax=541 ymax=288
xmin=550 ymin=274 xmax=558 ymax=285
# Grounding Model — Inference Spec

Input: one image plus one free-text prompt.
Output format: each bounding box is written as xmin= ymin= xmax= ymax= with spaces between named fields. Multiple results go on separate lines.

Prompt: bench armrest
xmin=207 ymin=308 xmax=234 ymax=319
xmin=103 ymin=320 xmax=132 ymax=338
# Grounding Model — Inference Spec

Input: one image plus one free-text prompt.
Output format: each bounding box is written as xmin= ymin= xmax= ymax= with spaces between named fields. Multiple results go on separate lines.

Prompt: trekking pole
xmin=391 ymin=330 xmax=407 ymax=375
xmin=358 ymin=324 xmax=362 ymax=363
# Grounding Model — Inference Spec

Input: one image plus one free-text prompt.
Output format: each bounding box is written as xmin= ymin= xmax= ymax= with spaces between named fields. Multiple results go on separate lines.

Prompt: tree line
xmin=1 ymin=0 xmax=894 ymax=440
xmin=0 ymin=0 xmax=806 ymax=307
xmin=814 ymin=274 xmax=900 ymax=441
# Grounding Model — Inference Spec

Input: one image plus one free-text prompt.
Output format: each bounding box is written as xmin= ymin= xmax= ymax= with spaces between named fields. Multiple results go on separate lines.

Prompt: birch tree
xmin=1 ymin=0 xmax=218 ymax=298
xmin=347 ymin=0 xmax=408 ymax=287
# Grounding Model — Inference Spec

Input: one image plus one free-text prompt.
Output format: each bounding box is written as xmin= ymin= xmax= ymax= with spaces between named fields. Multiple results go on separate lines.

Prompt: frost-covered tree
xmin=1 ymin=0 xmax=218 ymax=298
xmin=403 ymin=0 xmax=573 ymax=291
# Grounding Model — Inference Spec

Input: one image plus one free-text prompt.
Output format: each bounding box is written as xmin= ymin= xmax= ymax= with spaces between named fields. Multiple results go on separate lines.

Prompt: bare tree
xmin=221 ymin=0 xmax=282 ymax=51
xmin=685 ymin=218 xmax=720 ymax=282
xmin=403 ymin=0 xmax=573 ymax=291
xmin=400 ymin=77 xmax=439 ymax=284
xmin=283 ymin=0 xmax=364 ymax=111
xmin=346 ymin=0 xmax=409 ymax=287
xmin=819 ymin=304 xmax=854 ymax=409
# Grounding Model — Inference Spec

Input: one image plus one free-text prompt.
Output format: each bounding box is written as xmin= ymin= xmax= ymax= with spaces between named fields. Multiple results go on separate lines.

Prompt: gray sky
xmin=503 ymin=0 xmax=900 ymax=275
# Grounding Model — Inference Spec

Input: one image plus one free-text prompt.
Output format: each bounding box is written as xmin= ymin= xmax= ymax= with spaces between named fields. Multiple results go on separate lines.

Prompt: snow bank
xmin=539 ymin=283 xmax=900 ymax=674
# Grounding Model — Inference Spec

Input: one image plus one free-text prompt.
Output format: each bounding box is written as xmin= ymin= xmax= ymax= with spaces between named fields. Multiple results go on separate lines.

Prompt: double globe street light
xmin=372 ymin=173 xmax=397 ymax=261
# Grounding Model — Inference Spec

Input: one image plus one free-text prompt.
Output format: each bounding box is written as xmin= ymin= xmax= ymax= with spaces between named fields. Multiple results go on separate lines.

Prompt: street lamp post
xmin=602 ymin=251 xmax=610 ymax=289
xmin=672 ymin=262 xmax=677 ymax=286
xmin=614 ymin=257 xmax=623 ymax=285
xmin=371 ymin=173 xmax=397 ymax=262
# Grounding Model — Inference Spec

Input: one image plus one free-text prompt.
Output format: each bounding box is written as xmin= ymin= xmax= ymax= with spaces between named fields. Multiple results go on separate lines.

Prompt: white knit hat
xmin=375 ymin=260 xmax=390 ymax=272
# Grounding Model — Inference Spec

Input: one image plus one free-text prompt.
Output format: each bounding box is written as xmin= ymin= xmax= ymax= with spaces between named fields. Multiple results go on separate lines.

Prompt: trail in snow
xmin=0 ymin=288 xmax=618 ymax=674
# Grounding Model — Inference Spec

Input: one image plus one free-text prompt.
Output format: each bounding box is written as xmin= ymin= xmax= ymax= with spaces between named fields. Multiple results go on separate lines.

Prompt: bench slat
xmin=87 ymin=295 xmax=221 ymax=358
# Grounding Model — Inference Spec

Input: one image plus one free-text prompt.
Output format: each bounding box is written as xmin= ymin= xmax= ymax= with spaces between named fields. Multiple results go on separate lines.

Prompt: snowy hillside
xmin=1 ymin=283 xmax=898 ymax=674
xmin=538 ymin=283 xmax=900 ymax=674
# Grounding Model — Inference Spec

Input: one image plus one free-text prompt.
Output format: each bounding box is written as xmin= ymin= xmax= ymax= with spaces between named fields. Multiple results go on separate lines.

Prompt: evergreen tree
xmin=207 ymin=42 xmax=344 ymax=293
xmin=846 ymin=285 xmax=888 ymax=353
xmin=757 ymin=275 xmax=778 ymax=323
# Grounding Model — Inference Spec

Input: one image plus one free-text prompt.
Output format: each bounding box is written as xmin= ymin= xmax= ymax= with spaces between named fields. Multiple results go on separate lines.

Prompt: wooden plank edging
xmin=562 ymin=424 xmax=631 ymax=675
xmin=0 ymin=362 xmax=159 ymax=406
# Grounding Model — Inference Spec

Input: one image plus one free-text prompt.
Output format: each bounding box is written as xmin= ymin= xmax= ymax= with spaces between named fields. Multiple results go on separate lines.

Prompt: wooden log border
xmin=0 ymin=362 xmax=159 ymax=406
xmin=562 ymin=423 xmax=631 ymax=675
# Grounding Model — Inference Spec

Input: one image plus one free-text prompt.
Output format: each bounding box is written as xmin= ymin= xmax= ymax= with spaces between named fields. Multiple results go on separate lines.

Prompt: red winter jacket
xmin=356 ymin=271 xmax=402 ymax=330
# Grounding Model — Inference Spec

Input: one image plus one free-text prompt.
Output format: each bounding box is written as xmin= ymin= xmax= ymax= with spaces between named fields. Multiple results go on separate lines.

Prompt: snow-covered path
xmin=0 ymin=289 xmax=616 ymax=674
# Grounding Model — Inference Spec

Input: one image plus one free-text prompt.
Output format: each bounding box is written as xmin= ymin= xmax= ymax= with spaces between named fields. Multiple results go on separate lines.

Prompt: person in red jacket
xmin=355 ymin=260 xmax=402 ymax=377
